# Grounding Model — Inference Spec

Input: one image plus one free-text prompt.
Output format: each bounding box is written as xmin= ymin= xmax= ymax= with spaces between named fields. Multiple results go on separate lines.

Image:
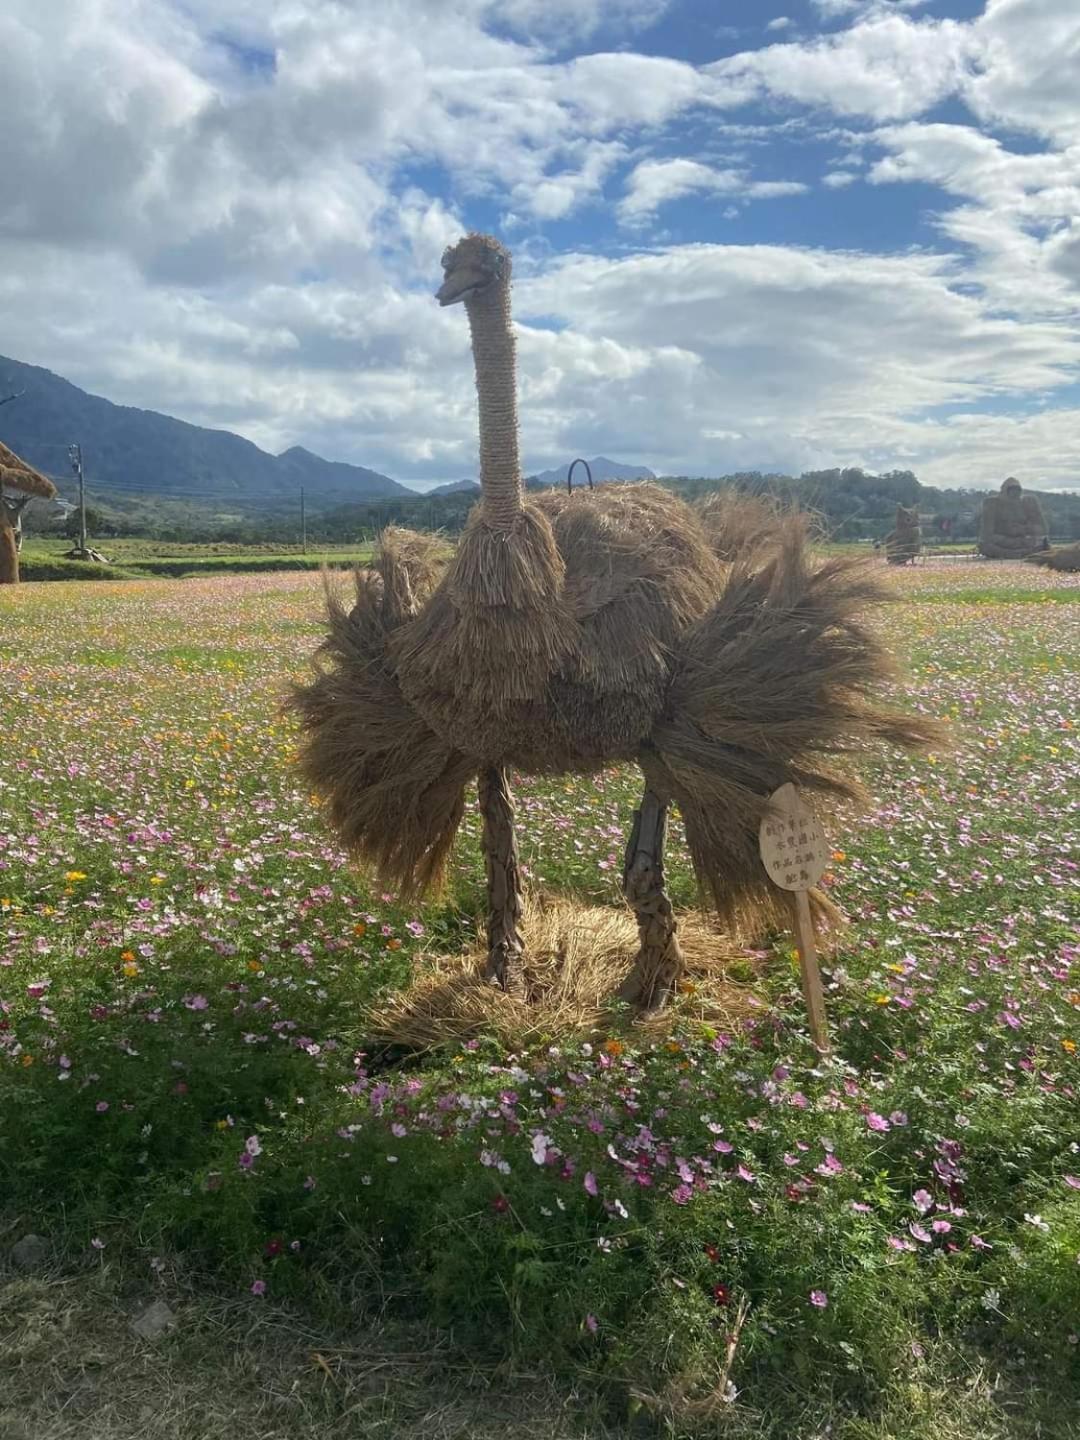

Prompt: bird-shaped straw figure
xmin=292 ymin=234 xmax=937 ymax=1009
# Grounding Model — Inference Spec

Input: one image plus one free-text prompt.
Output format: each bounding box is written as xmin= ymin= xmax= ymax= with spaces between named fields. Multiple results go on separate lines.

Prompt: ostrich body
xmin=293 ymin=235 xmax=935 ymax=1008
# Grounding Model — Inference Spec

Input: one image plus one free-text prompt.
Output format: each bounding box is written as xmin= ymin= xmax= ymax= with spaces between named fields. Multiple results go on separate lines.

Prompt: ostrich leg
xmin=479 ymin=766 xmax=525 ymax=992
xmin=618 ymin=787 xmax=684 ymax=1010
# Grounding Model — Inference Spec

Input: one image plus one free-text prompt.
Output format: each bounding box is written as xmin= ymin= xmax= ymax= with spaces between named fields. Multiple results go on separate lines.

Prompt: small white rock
xmin=10 ymin=1234 xmax=49 ymax=1270
xmin=131 ymin=1299 xmax=178 ymax=1340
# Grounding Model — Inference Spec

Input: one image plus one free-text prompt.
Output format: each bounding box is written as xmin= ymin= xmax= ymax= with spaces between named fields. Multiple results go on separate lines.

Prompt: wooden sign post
xmin=759 ymin=783 xmax=831 ymax=1053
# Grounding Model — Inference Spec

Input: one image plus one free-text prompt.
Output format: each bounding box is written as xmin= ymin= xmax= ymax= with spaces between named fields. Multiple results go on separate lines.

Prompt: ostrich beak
xmin=436 ymin=265 xmax=489 ymax=306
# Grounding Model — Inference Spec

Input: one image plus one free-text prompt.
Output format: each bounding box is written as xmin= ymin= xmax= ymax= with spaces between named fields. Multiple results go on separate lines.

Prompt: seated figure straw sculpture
xmin=978 ymin=477 xmax=1047 ymax=560
xmin=291 ymin=234 xmax=937 ymax=1010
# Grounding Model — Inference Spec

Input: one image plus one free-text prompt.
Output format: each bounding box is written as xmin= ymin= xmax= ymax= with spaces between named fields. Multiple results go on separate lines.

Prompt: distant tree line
xmin=24 ymin=466 xmax=1080 ymax=546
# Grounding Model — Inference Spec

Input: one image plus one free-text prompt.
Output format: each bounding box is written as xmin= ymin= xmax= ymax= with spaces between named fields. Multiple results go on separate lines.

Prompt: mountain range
xmin=0 ymin=355 xmax=656 ymax=508
xmin=0 ymin=355 xmax=409 ymax=506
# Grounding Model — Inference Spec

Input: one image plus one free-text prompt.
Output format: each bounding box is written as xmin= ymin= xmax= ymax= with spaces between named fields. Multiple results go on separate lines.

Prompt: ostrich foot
xmin=479 ymin=766 xmax=525 ymax=995
xmin=618 ymin=787 xmax=684 ymax=1012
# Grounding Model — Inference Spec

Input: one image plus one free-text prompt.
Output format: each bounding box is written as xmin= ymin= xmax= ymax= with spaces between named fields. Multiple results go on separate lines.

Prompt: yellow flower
xmin=65 ymin=871 xmax=87 ymax=883
xmin=123 ymin=960 xmax=140 ymax=978
xmin=247 ymin=960 xmax=261 ymax=972
xmin=874 ymin=994 xmax=891 ymax=1006
xmin=149 ymin=875 xmax=165 ymax=886
xmin=21 ymin=1054 xmax=34 ymax=1067
xmin=1063 ymin=1039 xmax=1077 ymax=1055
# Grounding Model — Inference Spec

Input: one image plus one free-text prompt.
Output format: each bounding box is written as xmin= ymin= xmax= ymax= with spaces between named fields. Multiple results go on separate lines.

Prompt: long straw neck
xmin=465 ymin=281 xmax=522 ymax=529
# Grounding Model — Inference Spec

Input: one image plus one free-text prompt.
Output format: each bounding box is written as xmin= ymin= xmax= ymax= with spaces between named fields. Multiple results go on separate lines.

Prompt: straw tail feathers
xmin=644 ymin=514 xmax=944 ymax=938
xmin=288 ymin=536 xmax=474 ymax=897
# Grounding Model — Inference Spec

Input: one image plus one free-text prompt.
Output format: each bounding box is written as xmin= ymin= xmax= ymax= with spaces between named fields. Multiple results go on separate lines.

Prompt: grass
xmin=1 ymin=559 xmax=1078 ymax=1438
xmin=18 ymin=537 xmax=374 ymax=580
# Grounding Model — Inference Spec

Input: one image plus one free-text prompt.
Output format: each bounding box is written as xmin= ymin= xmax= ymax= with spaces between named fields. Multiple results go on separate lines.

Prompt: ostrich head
xmin=436 ymin=234 xmax=510 ymax=306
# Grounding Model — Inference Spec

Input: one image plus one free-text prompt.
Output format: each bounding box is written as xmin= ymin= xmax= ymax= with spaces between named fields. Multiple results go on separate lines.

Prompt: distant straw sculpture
xmin=0 ymin=440 xmax=56 ymax=585
xmin=978 ymin=477 xmax=1047 ymax=560
xmin=882 ymin=504 xmax=921 ymax=565
xmin=1026 ymin=540 xmax=1080 ymax=572
xmin=292 ymin=234 xmax=937 ymax=1010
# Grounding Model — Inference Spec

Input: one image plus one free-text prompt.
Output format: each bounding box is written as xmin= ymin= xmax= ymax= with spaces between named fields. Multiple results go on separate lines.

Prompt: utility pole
xmin=300 ymin=485 xmax=307 ymax=554
xmin=68 ymin=443 xmax=87 ymax=553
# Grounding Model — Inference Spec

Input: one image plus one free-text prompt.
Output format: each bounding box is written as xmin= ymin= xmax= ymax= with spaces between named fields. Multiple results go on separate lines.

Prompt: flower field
xmin=1 ymin=562 xmax=1078 ymax=1439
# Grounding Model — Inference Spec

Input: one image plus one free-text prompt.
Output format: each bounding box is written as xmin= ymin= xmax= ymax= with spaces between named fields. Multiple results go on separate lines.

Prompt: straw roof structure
xmin=0 ymin=440 xmax=57 ymax=500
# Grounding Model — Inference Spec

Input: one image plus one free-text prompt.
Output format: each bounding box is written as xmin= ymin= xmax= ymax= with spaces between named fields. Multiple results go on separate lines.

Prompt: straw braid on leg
xmin=618 ymin=783 xmax=684 ymax=1010
xmin=479 ymin=766 xmax=525 ymax=993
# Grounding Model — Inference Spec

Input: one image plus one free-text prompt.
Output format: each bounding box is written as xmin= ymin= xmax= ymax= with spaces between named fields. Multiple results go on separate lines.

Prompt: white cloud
xmin=869 ymin=122 xmax=1080 ymax=312
xmin=3 ymin=0 xmax=1080 ymax=497
xmin=966 ymin=0 xmax=1080 ymax=145
xmin=766 ymin=16 xmax=792 ymax=31
xmin=619 ymin=159 xmax=807 ymax=220
xmin=709 ymin=14 xmax=976 ymax=121
xmin=515 ymin=244 xmax=1080 ymax=485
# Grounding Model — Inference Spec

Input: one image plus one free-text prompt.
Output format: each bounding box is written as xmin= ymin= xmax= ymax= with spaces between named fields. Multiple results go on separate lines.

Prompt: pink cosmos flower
xmin=909 ymin=1223 xmax=932 ymax=1243
xmin=251 ymin=1280 xmax=267 ymax=1296
xmin=183 ymin=994 xmax=209 ymax=1011
xmin=865 ymin=1112 xmax=890 ymax=1133
xmin=932 ymin=1219 xmax=951 ymax=1234
xmin=584 ymin=1171 xmax=598 ymax=1196
xmin=95 ymin=1101 xmax=109 ymax=1113
xmin=1065 ymin=1175 xmax=1080 ymax=1191
xmin=809 ymin=1290 xmax=828 ymax=1308
xmin=912 ymin=1189 xmax=933 ymax=1214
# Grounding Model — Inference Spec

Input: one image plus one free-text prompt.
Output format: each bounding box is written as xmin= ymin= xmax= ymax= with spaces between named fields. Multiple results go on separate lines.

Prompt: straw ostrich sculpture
xmin=292 ymin=235 xmax=935 ymax=1009
xmin=1 ymin=440 xmax=57 ymax=585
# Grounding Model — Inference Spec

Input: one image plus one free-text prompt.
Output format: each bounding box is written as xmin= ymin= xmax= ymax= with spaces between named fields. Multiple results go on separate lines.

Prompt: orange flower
xmin=386 ymin=938 xmax=402 ymax=951
xmin=247 ymin=960 xmax=261 ymax=973
xmin=1063 ymin=1039 xmax=1077 ymax=1054
xmin=353 ymin=923 xmax=367 ymax=937
xmin=603 ymin=1039 xmax=624 ymax=1057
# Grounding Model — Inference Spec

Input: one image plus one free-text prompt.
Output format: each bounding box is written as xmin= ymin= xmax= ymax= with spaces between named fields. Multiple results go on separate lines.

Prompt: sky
xmin=2 ymin=0 xmax=1079 ymax=492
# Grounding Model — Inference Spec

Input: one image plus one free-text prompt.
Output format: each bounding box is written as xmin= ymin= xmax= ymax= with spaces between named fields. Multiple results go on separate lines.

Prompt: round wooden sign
xmin=758 ymin=783 xmax=830 ymax=893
